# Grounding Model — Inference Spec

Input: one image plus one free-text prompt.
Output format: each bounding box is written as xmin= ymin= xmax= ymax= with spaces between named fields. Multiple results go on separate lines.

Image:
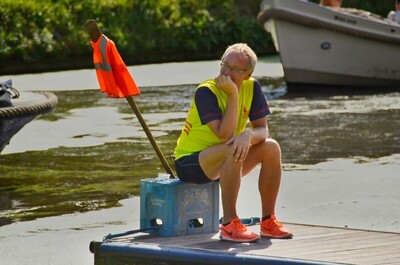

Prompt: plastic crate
xmin=140 ymin=178 xmax=219 ymax=237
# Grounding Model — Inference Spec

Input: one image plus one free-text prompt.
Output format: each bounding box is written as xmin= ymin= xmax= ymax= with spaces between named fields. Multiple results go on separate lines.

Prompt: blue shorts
xmin=175 ymin=152 xmax=212 ymax=184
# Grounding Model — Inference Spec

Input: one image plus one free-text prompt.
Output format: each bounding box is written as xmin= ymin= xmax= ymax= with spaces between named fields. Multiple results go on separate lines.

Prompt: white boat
xmin=258 ymin=0 xmax=400 ymax=88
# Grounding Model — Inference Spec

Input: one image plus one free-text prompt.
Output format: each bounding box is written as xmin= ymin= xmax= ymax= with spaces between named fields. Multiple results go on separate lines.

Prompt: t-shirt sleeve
xmin=195 ymin=87 xmax=222 ymax=125
xmin=249 ymin=80 xmax=271 ymax=121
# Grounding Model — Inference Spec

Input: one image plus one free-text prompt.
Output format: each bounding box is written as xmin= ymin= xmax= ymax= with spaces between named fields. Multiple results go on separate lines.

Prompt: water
xmin=0 ymin=60 xmax=399 ymax=264
xmin=1 ymin=78 xmax=399 ymax=226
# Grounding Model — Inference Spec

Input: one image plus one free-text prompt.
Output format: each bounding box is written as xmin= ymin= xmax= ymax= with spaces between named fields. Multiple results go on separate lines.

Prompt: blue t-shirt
xmin=194 ymin=79 xmax=270 ymax=125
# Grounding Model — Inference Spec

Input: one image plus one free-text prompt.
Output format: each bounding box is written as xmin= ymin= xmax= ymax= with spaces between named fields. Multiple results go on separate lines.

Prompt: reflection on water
xmin=0 ymin=80 xmax=399 ymax=225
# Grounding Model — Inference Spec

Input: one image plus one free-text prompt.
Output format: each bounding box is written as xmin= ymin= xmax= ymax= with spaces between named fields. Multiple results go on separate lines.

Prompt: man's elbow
xmin=217 ymin=131 xmax=234 ymax=143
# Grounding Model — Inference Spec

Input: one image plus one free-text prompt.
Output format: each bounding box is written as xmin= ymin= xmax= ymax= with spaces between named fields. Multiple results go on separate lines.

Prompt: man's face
xmin=220 ymin=52 xmax=251 ymax=89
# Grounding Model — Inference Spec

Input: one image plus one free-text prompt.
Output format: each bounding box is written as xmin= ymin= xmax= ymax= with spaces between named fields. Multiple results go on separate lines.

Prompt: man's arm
xmin=249 ymin=117 xmax=269 ymax=145
xmin=207 ymin=75 xmax=238 ymax=142
xmin=224 ymin=117 xmax=269 ymax=162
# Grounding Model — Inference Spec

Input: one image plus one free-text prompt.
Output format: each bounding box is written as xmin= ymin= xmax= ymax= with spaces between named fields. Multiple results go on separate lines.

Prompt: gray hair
xmin=221 ymin=43 xmax=257 ymax=73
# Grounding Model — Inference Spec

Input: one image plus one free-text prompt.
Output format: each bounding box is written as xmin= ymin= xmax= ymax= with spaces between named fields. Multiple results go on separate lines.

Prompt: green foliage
xmin=0 ymin=0 xmax=271 ymax=73
xmin=1 ymin=0 xmax=394 ymax=74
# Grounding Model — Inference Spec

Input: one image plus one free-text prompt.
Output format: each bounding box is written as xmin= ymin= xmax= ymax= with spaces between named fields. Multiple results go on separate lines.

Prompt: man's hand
xmin=215 ymin=75 xmax=237 ymax=96
xmin=226 ymin=130 xmax=253 ymax=162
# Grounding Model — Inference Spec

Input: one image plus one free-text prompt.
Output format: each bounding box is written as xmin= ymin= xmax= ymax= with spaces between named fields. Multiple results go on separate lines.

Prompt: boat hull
xmin=0 ymin=115 xmax=38 ymax=151
xmin=0 ymin=92 xmax=57 ymax=153
xmin=258 ymin=0 xmax=400 ymax=88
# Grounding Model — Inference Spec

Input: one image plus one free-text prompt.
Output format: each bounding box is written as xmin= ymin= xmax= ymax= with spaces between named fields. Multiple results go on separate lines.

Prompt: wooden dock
xmin=90 ymin=222 xmax=400 ymax=265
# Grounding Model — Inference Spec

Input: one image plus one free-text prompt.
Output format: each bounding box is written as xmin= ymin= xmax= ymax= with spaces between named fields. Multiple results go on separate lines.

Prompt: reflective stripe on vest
xmin=94 ymin=36 xmax=112 ymax=72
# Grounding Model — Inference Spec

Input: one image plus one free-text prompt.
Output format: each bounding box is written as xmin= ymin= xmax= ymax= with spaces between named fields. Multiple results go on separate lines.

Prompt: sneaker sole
xmin=260 ymin=231 xmax=293 ymax=239
xmin=219 ymin=234 xmax=260 ymax=243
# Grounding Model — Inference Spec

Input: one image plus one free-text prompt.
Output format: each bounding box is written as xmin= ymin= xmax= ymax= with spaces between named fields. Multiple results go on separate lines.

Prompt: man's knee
xmin=265 ymin=138 xmax=281 ymax=150
xmin=262 ymin=138 xmax=281 ymax=158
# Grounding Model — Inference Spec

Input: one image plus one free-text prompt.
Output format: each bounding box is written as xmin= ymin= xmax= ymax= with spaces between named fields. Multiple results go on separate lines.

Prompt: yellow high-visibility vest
xmin=174 ymin=78 xmax=254 ymax=160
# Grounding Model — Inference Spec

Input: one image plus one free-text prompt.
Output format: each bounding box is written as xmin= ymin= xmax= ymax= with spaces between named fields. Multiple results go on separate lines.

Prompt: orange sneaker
xmin=220 ymin=218 xmax=260 ymax=243
xmin=260 ymin=214 xmax=293 ymax=239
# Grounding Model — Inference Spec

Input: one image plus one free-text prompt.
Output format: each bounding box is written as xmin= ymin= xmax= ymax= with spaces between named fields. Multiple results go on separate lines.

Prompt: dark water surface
xmin=0 ymin=80 xmax=399 ymax=226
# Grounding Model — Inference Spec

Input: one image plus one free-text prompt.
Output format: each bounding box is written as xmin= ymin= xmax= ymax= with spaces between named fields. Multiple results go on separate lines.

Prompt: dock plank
xmin=101 ymin=223 xmax=400 ymax=265
xmin=273 ymin=232 xmax=398 ymax=255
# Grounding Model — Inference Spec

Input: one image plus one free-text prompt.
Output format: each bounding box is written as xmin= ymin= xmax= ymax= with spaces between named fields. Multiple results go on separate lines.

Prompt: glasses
xmin=220 ymin=62 xmax=247 ymax=74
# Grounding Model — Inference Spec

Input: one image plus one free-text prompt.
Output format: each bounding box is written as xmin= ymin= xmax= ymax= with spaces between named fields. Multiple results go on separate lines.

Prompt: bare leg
xmin=199 ymin=138 xmax=282 ymax=222
xmin=219 ymin=155 xmax=242 ymax=222
xmin=199 ymin=143 xmax=242 ymax=223
xmin=242 ymin=138 xmax=282 ymax=217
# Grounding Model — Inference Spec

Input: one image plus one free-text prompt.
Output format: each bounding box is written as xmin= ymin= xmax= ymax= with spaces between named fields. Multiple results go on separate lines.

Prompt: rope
xmin=219 ymin=217 xmax=261 ymax=226
xmin=0 ymin=92 xmax=58 ymax=119
xmin=104 ymin=217 xmax=260 ymax=242
xmin=103 ymin=227 xmax=160 ymax=242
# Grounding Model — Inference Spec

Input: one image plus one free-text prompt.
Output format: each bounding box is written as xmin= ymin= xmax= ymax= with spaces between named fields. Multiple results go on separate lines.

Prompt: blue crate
xmin=140 ymin=178 xmax=219 ymax=237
